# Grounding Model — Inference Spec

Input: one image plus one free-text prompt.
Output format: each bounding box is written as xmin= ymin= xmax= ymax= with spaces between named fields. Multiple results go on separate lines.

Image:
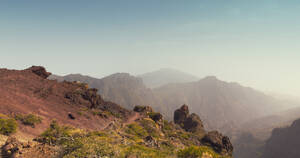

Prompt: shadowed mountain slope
xmin=262 ymin=118 xmax=300 ymax=158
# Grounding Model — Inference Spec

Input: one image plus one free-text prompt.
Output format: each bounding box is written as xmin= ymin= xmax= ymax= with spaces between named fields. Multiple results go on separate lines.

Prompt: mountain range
xmin=49 ymin=68 xmax=300 ymax=158
xmin=0 ymin=66 xmax=233 ymax=158
xmin=49 ymin=69 xmax=294 ymax=131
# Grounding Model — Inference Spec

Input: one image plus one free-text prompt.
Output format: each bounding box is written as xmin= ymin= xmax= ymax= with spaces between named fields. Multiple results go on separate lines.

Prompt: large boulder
xmin=174 ymin=105 xmax=205 ymax=134
xmin=174 ymin=104 xmax=189 ymax=125
xmin=201 ymin=131 xmax=233 ymax=156
xmin=183 ymin=113 xmax=204 ymax=133
xmin=26 ymin=66 xmax=51 ymax=79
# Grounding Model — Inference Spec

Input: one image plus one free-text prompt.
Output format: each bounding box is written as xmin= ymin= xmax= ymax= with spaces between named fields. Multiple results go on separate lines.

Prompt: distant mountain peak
xmin=138 ymin=68 xmax=199 ymax=88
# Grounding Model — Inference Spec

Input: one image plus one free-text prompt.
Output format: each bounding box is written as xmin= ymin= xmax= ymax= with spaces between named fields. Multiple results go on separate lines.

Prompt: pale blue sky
xmin=1 ymin=0 xmax=300 ymax=95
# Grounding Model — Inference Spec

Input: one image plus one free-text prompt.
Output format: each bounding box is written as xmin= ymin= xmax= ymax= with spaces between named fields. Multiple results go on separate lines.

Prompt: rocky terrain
xmin=0 ymin=66 xmax=233 ymax=158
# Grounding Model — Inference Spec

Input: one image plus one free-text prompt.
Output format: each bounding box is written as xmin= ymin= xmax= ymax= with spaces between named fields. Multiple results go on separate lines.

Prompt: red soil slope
xmin=0 ymin=66 xmax=132 ymax=138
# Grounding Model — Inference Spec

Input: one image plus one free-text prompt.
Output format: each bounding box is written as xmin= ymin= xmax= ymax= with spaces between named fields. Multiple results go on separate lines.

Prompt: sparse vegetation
xmin=177 ymin=146 xmax=229 ymax=158
xmin=126 ymin=123 xmax=148 ymax=138
xmin=15 ymin=113 xmax=42 ymax=127
xmin=38 ymin=120 xmax=75 ymax=145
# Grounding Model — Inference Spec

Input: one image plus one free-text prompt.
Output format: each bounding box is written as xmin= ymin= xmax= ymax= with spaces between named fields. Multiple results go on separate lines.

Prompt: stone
xmin=183 ymin=113 xmax=205 ymax=133
xmin=174 ymin=104 xmax=189 ymax=125
xmin=201 ymin=131 xmax=233 ymax=156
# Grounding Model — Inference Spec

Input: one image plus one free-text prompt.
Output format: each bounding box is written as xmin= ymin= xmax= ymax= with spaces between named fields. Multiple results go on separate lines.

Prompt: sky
xmin=1 ymin=0 xmax=300 ymax=96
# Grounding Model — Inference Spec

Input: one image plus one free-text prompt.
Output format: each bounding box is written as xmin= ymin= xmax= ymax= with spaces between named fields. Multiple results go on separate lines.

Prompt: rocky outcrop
xmin=201 ymin=131 xmax=233 ymax=156
xmin=183 ymin=113 xmax=204 ymax=133
xmin=26 ymin=66 xmax=51 ymax=79
xmin=173 ymin=105 xmax=233 ymax=156
xmin=174 ymin=105 xmax=204 ymax=133
xmin=174 ymin=104 xmax=189 ymax=125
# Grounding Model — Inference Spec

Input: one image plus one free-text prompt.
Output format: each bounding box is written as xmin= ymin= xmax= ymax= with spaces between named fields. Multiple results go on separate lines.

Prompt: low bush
xmin=15 ymin=113 xmax=42 ymax=127
xmin=125 ymin=123 xmax=148 ymax=138
xmin=38 ymin=120 xmax=74 ymax=145
xmin=0 ymin=117 xmax=17 ymax=135
xmin=177 ymin=146 xmax=229 ymax=158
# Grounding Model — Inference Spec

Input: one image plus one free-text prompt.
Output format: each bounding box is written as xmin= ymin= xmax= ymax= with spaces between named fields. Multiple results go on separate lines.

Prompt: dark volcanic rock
xmin=174 ymin=104 xmax=189 ymax=125
xmin=68 ymin=113 xmax=75 ymax=120
xmin=201 ymin=131 xmax=233 ymax=156
xmin=26 ymin=66 xmax=51 ymax=79
xmin=183 ymin=113 xmax=204 ymax=133
xmin=174 ymin=105 xmax=205 ymax=133
xmin=1 ymin=137 xmax=22 ymax=158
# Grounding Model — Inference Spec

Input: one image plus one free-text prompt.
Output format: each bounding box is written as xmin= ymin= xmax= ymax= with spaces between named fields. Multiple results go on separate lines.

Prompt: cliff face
xmin=262 ymin=118 xmax=300 ymax=158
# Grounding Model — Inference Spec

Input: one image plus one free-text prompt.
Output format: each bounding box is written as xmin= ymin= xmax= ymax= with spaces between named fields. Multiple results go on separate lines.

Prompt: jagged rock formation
xmin=174 ymin=104 xmax=189 ymax=125
xmin=174 ymin=105 xmax=233 ymax=156
xmin=174 ymin=105 xmax=205 ymax=133
xmin=202 ymin=131 xmax=233 ymax=156
xmin=26 ymin=66 xmax=51 ymax=79
xmin=262 ymin=118 xmax=300 ymax=158
xmin=183 ymin=113 xmax=205 ymax=133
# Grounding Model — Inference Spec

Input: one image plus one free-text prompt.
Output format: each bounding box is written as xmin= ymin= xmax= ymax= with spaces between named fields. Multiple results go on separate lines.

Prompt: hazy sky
xmin=1 ymin=0 xmax=300 ymax=96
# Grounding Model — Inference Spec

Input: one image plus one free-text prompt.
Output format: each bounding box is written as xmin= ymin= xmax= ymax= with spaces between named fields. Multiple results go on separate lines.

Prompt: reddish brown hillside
xmin=0 ymin=66 xmax=132 ymax=138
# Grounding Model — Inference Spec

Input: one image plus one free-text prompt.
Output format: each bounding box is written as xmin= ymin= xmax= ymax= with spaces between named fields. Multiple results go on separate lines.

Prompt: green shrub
xmin=139 ymin=118 xmax=160 ymax=138
xmin=15 ymin=113 xmax=42 ymax=127
xmin=0 ymin=118 xmax=17 ymax=135
xmin=62 ymin=134 xmax=116 ymax=158
xmin=125 ymin=123 xmax=148 ymax=138
xmin=119 ymin=144 xmax=172 ymax=158
xmin=38 ymin=120 xmax=74 ymax=145
xmin=177 ymin=146 xmax=228 ymax=158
